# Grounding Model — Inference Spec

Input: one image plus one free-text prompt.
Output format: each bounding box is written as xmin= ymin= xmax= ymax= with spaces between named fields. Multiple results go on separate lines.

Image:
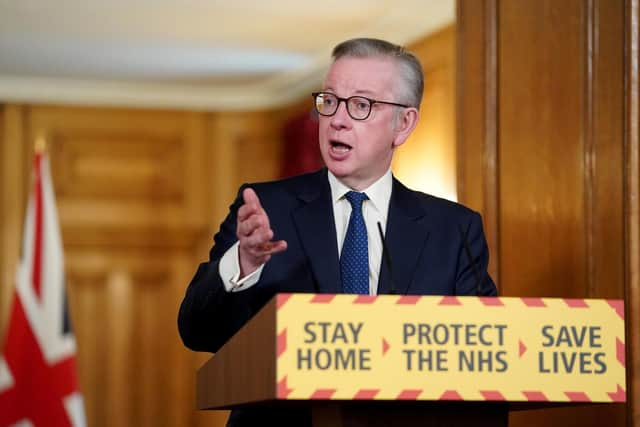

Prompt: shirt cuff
xmin=219 ymin=241 xmax=265 ymax=292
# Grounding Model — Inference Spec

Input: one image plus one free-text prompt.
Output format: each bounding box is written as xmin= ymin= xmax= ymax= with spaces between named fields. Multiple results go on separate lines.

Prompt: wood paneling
xmin=499 ymin=0 xmax=589 ymax=299
xmin=27 ymin=107 xmax=209 ymax=233
xmin=218 ymin=111 xmax=283 ymax=187
xmin=458 ymin=0 xmax=632 ymax=425
xmin=625 ymin=0 xmax=640 ymax=423
xmin=0 ymin=102 xmax=303 ymax=426
xmin=457 ymin=0 xmax=500 ymax=283
xmin=590 ymin=0 xmax=625 ymax=299
xmin=24 ymin=106 xmax=213 ymax=427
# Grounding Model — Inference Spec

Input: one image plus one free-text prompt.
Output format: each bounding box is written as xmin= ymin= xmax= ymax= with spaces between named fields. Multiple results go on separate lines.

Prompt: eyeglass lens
xmin=315 ymin=93 xmax=371 ymax=120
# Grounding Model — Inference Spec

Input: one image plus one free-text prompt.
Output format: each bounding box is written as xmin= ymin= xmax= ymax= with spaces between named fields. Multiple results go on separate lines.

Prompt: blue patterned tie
xmin=340 ymin=191 xmax=369 ymax=294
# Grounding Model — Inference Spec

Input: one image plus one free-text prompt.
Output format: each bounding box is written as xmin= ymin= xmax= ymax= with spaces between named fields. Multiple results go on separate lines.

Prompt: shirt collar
xmin=327 ymin=169 xmax=393 ymax=215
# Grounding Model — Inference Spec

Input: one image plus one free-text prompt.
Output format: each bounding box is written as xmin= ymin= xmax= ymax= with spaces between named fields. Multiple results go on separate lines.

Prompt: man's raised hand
xmin=236 ymin=188 xmax=287 ymax=277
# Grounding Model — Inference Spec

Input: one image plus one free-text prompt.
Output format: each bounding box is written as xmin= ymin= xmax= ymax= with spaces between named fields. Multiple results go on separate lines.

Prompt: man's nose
xmin=330 ymin=99 xmax=352 ymax=128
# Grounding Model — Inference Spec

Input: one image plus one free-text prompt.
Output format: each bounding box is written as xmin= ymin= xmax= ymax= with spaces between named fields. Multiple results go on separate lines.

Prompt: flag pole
xmin=35 ymin=135 xmax=47 ymax=154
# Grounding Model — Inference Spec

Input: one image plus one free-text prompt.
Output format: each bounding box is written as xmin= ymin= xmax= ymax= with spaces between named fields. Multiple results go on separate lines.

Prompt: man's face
xmin=318 ymin=56 xmax=414 ymax=190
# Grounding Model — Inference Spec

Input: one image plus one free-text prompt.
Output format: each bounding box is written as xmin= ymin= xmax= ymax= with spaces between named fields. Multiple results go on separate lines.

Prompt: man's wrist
xmin=219 ymin=242 xmax=264 ymax=292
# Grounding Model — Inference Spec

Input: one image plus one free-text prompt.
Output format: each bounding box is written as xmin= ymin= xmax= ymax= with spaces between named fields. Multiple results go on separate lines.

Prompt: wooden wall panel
xmin=499 ymin=0 xmax=588 ymax=298
xmin=0 ymin=102 xmax=305 ymax=427
xmin=65 ymin=251 xmax=196 ymax=427
xmin=31 ymin=102 xmax=216 ymax=427
xmin=458 ymin=0 xmax=631 ymax=425
xmin=457 ymin=0 xmax=500 ymax=283
xmin=27 ymin=107 xmax=209 ymax=233
xmin=68 ymin=270 xmax=107 ymax=425
xmin=590 ymin=0 xmax=625 ymax=299
xmin=625 ymin=0 xmax=640 ymax=422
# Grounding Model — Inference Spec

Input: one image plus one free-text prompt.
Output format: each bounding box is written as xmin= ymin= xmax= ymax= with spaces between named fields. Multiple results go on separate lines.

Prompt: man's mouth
xmin=330 ymin=140 xmax=352 ymax=154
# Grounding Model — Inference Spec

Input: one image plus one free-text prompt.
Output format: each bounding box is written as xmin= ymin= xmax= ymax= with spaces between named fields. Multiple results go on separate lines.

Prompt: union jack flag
xmin=0 ymin=151 xmax=86 ymax=426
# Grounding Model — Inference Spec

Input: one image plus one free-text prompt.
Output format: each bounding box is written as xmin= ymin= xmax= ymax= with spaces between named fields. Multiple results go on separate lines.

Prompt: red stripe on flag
xmin=353 ymin=389 xmax=379 ymax=400
xmin=310 ymin=294 xmax=336 ymax=303
xmin=565 ymin=392 xmax=591 ymax=402
xmin=480 ymin=390 xmax=506 ymax=401
xmin=521 ymin=298 xmax=546 ymax=307
xmin=0 ymin=152 xmax=85 ymax=427
xmin=522 ymin=391 xmax=548 ymax=401
xmin=32 ymin=153 xmax=44 ymax=300
xmin=310 ymin=389 xmax=336 ymax=399
xmin=439 ymin=390 xmax=463 ymax=400
xmin=0 ymin=299 xmax=78 ymax=426
xmin=563 ymin=299 xmax=589 ymax=308
xmin=396 ymin=389 xmax=422 ymax=400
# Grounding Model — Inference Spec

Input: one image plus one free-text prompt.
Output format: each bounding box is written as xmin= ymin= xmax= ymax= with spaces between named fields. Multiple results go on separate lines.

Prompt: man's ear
xmin=392 ymin=107 xmax=419 ymax=148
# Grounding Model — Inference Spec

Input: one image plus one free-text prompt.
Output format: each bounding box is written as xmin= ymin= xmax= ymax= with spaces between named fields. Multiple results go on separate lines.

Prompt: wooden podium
xmin=196 ymin=294 xmax=625 ymax=427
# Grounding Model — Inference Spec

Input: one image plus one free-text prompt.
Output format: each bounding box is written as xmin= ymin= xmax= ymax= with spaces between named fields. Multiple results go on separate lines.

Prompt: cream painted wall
xmin=393 ymin=26 xmax=457 ymax=201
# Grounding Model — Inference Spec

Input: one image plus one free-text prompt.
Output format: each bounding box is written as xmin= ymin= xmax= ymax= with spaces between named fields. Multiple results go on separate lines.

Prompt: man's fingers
xmin=238 ymin=202 xmax=267 ymax=223
xmin=237 ymin=187 xmax=286 ymax=266
xmin=237 ymin=203 xmax=258 ymax=222
xmin=237 ymin=214 xmax=267 ymax=237
xmin=243 ymin=227 xmax=273 ymax=249
xmin=237 ymin=189 xmax=262 ymax=222
xmin=242 ymin=188 xmax=261 ymax=208
xmin=238 ymin=188 xmax=271 ymax=228
xmin=267 ymin=240 xmax=287 ymax=254
xmin=246 ymin=239 xmax=288 ymax=257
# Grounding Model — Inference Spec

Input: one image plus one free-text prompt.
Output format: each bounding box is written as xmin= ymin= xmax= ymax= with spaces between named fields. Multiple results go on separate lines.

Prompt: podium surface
xmin=197 ymin=294 xmax=625 ymax=426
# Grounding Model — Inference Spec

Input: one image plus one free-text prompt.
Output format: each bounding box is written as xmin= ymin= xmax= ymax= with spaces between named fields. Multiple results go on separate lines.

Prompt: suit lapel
xmin=377 ymin=178 xmax=430 ymax=295
xmin=291 ymin=170 xmax=342 ymax=293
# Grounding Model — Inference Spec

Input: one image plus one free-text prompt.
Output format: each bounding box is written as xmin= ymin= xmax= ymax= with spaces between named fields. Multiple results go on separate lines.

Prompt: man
xmin=178 ymin=38 xmax=497 ymax=426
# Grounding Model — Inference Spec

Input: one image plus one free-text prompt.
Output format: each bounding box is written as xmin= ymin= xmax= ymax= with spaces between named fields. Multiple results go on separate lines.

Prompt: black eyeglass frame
xmin=311 ymin=92 xmax=410 ymax=121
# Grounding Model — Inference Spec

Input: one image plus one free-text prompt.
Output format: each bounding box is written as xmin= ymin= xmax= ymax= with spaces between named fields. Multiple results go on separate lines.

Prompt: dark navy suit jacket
xmin=177 ymin=168 xmax=497 ymax=426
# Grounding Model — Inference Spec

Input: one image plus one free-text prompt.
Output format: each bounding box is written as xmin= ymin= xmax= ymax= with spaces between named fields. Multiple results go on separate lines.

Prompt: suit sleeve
xmin=177 ymin=185 xmax=262 ymax=353
xmin=454 ymin=211 xmax=498 ymax=296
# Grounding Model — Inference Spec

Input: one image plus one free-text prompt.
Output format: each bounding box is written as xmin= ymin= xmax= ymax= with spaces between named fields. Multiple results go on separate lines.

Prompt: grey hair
xmin=331 ymin=38 xmax=424 ymax=110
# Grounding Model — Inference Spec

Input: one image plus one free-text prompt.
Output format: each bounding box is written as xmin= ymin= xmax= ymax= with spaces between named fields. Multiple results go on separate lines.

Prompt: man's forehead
xmin=323 ymin=56 xmax=397 ymax=95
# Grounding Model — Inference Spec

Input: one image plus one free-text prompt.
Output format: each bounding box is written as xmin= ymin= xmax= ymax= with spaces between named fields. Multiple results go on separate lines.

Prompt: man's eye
xmin=354 ymin=100 xmax=369 ymax=111
xmin=320 ymin=95 xmax=337 ymax=107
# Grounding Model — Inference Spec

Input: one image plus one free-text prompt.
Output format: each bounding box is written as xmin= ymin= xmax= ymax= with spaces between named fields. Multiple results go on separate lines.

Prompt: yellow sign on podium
xmin=275 ymin=294 xmax=625 ymax=403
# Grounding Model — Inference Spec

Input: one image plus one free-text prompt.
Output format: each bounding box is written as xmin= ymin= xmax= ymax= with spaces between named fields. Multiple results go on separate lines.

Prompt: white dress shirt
xmin=219 ymin=169 xmax=393 ymax=295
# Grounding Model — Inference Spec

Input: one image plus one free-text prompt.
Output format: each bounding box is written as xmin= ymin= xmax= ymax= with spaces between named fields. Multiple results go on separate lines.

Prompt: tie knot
xmin=344 ymin=191 xmax=368 ymax=209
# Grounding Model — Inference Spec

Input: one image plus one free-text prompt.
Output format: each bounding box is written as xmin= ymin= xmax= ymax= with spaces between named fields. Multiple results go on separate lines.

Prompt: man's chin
xmin=326 ymin=164 xmax=351 ymax=179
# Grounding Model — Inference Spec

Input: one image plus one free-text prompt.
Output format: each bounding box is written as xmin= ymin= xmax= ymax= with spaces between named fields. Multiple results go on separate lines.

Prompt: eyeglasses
xmin=312 ymin=92 xmax=409 ymax=121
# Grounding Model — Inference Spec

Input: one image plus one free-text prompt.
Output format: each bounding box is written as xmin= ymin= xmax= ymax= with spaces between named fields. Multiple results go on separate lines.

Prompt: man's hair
xmin=332 ymin=38 xmax=424 ymax=109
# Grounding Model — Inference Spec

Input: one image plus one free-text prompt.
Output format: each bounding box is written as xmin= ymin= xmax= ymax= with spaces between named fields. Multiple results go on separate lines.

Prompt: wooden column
xmin=457 ymin=0 xmax=500 ymax=285
xmin=458 ymin=0 xmax=634 ymax=425
xmin=625 ymin=0 xmax=640 ymax=423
